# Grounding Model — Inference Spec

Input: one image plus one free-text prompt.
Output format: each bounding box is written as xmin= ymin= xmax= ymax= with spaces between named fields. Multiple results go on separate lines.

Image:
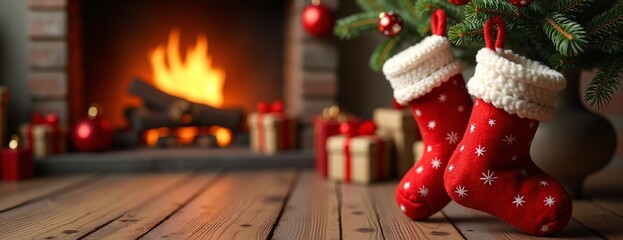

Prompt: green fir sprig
xmin=585 ymin=57 xmax=623 ymax=109
xmin=334 ymin=0 xmax=623 ymax=108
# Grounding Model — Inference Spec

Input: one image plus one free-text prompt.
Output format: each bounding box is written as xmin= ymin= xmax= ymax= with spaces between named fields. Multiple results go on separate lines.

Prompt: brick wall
xmin=26 ymin=0 xmax=69 ymax=123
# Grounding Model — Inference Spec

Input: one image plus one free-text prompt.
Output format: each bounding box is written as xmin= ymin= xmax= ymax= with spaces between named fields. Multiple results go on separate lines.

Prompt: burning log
xmin=128 ymin=78 xmax=243 ymax=130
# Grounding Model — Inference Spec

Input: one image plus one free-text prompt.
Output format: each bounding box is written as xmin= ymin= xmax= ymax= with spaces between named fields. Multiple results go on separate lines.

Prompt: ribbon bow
xmin=256 ymin=101 xmax=284 ymax=114
xmin=32 ymin=113 xmax=59 ymax=126
xmin=339 ymin=120 xmax=377 ymax=137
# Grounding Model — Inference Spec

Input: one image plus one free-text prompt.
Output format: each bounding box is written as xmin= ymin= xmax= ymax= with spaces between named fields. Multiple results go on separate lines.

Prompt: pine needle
xmin=370 ymin=37 xmax=403 ymax=71
xmin=584 ymin=57 xmax=623 ymax=109
xmin=334 ymin=12 xmax=380 ymax=40
xmin=542 ymin=13 xmax=589 ymax=56
xmin=586 ymin=5 xmax=623 ymax=40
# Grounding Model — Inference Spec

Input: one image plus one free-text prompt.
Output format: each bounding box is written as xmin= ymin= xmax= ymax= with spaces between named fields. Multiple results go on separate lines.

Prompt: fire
xmin=150 ymin=29 xmax=225 ymax=106
xmin=146 ymin=29 xmax=232 ymax=147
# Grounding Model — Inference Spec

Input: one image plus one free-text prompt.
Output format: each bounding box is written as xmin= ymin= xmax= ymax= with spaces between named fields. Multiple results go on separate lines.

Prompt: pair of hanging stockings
xmin=383 ymin=12 xmax=571 ymax=236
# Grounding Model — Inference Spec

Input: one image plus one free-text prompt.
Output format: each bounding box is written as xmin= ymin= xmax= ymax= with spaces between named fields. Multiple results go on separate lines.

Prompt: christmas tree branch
xmin=334 ymin=12 xmax=380 ymax=40
xmin=584 ymin=57 xmax=623 ymax=109
xmin=464 ymin=0 xmax=523 ymax=23
xmin=448 ymin=21 xmax=484 ymax=46
xmin=556 ymin=0 xmax=595 ymax=16
xmin=594 ymin=35 xmax=623 ymax=53
xmin=356 ymin=0 xmax=392 ymax=12
xmin=414 ymin=0 xmax=464 ymax=24
xmin=542 ymin=13 xmax=588 ymax=56
xmin=370 ymin=37 xmax=403 ymax=71
xmin=397 ymin=0 xmax=418 ymax=23
xmin=586 ymin=5 xmax=623 ymax=40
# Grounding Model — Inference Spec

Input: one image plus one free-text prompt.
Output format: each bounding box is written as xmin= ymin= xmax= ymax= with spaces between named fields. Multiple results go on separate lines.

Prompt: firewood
xmin=128 ymin=78 xmax=243 ymax=130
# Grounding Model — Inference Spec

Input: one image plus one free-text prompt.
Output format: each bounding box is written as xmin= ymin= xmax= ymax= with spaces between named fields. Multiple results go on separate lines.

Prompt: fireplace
xmin=26 ymin=0 xmax=340 ymax=150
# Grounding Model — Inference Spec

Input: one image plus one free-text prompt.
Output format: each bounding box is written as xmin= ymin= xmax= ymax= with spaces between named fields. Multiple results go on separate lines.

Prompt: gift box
xmin=20 ymin=113 xmax=68 ymax=159
xmin=0 ymin=87 xmax=8 ymax=148
xmin=1 ymin=135 xmax=33 ymax=181
xmin=313 ymin=106 xmax=360 ymax=177
xmin=248 ymin=101 xmax=297 ymax=155
xmin=373 ymin=105 xmax=419 ymax=176
xmin=413 ymin=141 xmax=424 ymax=164
xmin=327 ymin=121 xmax=391 ymax=184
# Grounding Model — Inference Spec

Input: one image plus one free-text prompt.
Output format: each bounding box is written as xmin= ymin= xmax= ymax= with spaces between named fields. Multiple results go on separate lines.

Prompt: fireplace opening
xmin=81 ymin=0 xmax=285 ymax=147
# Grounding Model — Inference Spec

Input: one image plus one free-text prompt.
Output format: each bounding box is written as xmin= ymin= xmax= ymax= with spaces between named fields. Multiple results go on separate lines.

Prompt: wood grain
xmin=83 ymin=173 xmax=219 ymax=240
xmin=0 ymin=173 xmax=189 ymax=240
xmin=0 ymin=174 xmax=95 ymax=212
xmin=273 ymin=171 xmax=340 ymax=240
xmin=340 ymin=183 xmax=384 ymax=240
xmin=585 ymin=167 xmax=623 ymax=216
xmin=442 ymin=201 xmax=601 ymax=240
xmin=142 ymin=169 xmax=297 ymax=240
xmin=572 ymin=200 xmax=623 ymax=239
xmin=370 ymin=182 xmax=464 ymax=240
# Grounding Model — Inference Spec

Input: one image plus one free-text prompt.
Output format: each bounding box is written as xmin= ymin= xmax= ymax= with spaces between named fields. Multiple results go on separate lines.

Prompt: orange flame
xmin=146 ymin=30 xmax=232 ymax=147
xmin=150 ymin=29 xmax=225 ymax=107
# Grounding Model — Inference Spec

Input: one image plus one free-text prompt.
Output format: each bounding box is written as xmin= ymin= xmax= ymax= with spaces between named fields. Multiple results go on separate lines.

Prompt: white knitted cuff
xmin=467 ymin=48 xmax=566 ymax=122
xmin=383 ymin=35 xmax=464 ymax=104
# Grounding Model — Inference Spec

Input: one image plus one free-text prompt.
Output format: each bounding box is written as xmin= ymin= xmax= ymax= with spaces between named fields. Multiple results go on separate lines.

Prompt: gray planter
xmin=531 ymin=71 xmax=617 ymax=198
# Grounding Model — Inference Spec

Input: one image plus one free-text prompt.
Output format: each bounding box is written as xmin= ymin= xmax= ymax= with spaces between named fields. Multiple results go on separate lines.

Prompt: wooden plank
xmin=442 ymin=201 xmax=601 ymax=240
xmin=82 ymin=173 xmax=219 ymax=240
xmin=142 ymin=169 xmax=297 ymax=240
xmin=340 ymin=183 xmax=384 ymax=240
xmin=273 ymin=171 xmax=340 ymax=240
xmin=585 ymin=166 xmax=623 ymax=216
xmin=369 ymin=182 xmax=464 ymax=240
xmin=0 ymin=174 xmax=95 ymax=212
xmin=572 ymin=200 xmax=623 ymax=239
xmin=0 ymin=173 xmax=190 ymax=239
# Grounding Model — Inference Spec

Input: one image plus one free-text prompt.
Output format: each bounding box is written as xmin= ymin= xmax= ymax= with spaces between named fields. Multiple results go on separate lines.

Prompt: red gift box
xmin=313 ymin=108 xmax=360 ymax=177
xmin=326 ymin=121 xmax=391 ymax=184
xmin=248 ymin=101 xmax=297 ymax=155
xmin=1 ymin=136 xmax=33 ymax=181
xmin=24 ymin=113 xmax=66 ymax=158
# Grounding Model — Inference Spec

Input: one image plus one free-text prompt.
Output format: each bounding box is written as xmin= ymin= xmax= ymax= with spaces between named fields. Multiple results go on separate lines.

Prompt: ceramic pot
xmin=531 ymin=70 xmax=617 ymax=198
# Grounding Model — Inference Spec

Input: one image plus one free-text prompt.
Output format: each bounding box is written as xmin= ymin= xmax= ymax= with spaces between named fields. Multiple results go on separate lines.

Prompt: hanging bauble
xmin=448 ymin=0 xmax=470 ymax=5
xmin=508 ymin=0 xmax=533 ymax=7
xmin=378 ymin=12 xmax=403 ymax=37
xmin=301 ymin=1 xmax=334 ymax=37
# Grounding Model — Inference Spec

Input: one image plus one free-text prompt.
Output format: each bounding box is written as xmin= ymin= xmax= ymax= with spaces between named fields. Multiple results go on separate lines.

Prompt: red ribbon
xmin=27 ymin=113 xmax=61 ymax=153
xmin=256 ymin=101 xmax=291 ymax=153
xmin=484 ymin=16 xmax=507 ymax=50
xmin=431 ymin=9 xmax=447 ymax=36
xmin=340 ymin=120 xmax=385 ymax=182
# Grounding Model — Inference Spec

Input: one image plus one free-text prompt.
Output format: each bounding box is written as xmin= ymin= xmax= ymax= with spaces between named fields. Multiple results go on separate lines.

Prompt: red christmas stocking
xmin=444 ymin=17 xmax=572 ymax=236
xmin=383 ymin=10 xmax=473 ymax=220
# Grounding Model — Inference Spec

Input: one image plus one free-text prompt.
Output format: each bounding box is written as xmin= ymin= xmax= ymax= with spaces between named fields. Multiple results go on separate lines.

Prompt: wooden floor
xmin=1 ymin=167 xmax=622 ymax=239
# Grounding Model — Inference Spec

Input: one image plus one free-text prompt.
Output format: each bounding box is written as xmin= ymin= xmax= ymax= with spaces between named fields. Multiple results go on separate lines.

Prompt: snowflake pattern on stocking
xmin=444 ymin=99 xmax=572 ymax=236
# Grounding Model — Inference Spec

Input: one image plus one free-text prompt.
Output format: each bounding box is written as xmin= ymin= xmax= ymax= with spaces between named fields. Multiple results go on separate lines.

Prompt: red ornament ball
xmin=508 ymin=0 xmax=533 ymax=7
xmin=301 ymin=3 xmax=334 ymax=37
xmin=378 ymin=12 xmax=403 ymax=37
xmin=448 ymin=0 xmax=470 ymax=5
xmin=72 ymin=106 xmax=113 ymax=152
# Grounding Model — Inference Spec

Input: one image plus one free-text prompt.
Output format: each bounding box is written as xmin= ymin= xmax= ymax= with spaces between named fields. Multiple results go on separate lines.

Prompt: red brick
xmin=28 ymin=11 xmax=67 ymax=38
xmin=302 ymin=70 xmax=337 ymax=97
xmin=28 ymin=41 xmax=67 ymax=68
xmin=28 ymin=0 xmax=67 ymax=9
xmin=28 ymin=72 xmax=68 ymax=99
xmin=303 ymin=40 xmax=338 ymax=69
